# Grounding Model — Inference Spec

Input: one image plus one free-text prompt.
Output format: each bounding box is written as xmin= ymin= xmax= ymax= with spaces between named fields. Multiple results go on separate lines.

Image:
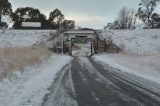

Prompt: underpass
xmin=42 ymin=30 xmax=160 ymax=106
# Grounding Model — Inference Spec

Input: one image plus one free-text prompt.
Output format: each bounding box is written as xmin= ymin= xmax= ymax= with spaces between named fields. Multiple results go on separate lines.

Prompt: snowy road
xmin=42 ymin=44 xmax=160 ymax=106
xmin=42 ymin=56 xmax=160 ymax=106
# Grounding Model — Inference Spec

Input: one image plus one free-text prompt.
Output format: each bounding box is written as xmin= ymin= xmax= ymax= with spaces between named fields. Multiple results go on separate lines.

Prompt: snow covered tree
xmin=106 ymin=21 xmax=121 ymax=29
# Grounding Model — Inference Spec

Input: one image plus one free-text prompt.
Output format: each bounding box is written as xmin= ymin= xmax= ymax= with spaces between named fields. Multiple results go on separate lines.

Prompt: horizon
xmin=10 ymin=0 xmax=160 ymax=29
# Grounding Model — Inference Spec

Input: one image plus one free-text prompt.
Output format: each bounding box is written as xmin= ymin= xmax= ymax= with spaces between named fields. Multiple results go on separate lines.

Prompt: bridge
xmin=54 ymin=30 xmax=120 ymax=56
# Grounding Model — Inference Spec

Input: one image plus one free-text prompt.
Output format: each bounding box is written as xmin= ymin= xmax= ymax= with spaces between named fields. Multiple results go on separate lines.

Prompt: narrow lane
xmin=42 ymin=56 xmax=160 ymax=106
xmin=71 ymin=57 xmax=160 ymax=106
xmin=71 ymin=57 xmax=100 ymax=106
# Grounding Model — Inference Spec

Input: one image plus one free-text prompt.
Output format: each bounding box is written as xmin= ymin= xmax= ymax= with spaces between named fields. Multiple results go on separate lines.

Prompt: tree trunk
xmin=0 ymin=9 xmax=2 ymax=24
xmin=0 ymin=14 xmax=2 ymax=24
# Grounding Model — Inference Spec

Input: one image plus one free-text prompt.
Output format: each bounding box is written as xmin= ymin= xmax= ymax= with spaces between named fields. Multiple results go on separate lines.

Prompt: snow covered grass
xmin=0 ymin=29 xmax=58 ymax=79
xmin=48 ymin=30 xmax=61 ymax=41
xmin=95 ymin=29 xmax=160 ymax=84
xmin=0 ymin=29 xmax=56 ymax=48
xmin=0 ymin=54 xmax=72 ymax=106
xmin=0 ymin=29 xmax=73 ymax=106
xmin=103 ymin=29 xmax=160 ymax=54
xmin=0 ymin=48 xmax=52 ymax=80
xmin=95 ymin=53 xmax=160 ymax=84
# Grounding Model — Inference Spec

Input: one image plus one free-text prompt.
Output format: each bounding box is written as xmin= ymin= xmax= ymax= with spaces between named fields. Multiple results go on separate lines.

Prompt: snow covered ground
xmin=94 ymin=29 xmax=160 ymax=84
xmin=103 ymin=29 xmax=160 ymax=55
xmin=72 ymin=43 xmax=92 ymax=57
xmin=0 ymin=54 xmax=72 ymax=106
xmin=0 ymin=30 xmax=56 ymax=48
xmin=94 ymin=53 xmax=160 ymax=84
xmin=0 ymin=30 xmax=58 ymax=79
xmin=1 ymin=28 xmax=160 ymax=105
xmin=0 ymin=29 xmax=74 ymax=106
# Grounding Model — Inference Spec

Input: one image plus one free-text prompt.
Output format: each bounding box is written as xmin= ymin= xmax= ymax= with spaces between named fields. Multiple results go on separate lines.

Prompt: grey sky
xmin=9 ymin=0 xmax=158 ymax=29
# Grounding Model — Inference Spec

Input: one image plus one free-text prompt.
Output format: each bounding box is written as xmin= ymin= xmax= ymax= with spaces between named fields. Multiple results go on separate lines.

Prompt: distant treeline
xmin=1 ymin=0 xmax=160 ymax=30
xmin=106 ymin=0 xmax=160 ymax=29
xmin=0 ymin=0 xmax=75 ymax=30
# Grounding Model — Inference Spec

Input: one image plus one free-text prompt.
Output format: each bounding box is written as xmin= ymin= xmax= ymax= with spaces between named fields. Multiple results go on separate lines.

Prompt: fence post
xmin=61 ymin=34 xmax=64 ymax=54
xmin=104 ymin=39 xmax=106 ymax=52
xmin=96 ymin=37 xmax=99 ymax=54
xmin=70 ymin=39 xmax=72 ymax=55
xmin=91 ymin=39 xmax=93 ymax=56
xmin=117 ymin=47 xmax=119 ymax=53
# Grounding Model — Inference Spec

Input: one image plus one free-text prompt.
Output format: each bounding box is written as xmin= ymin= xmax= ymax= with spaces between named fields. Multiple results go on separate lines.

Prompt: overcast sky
xmin=9 ymin=0 xmax=159 ymax=29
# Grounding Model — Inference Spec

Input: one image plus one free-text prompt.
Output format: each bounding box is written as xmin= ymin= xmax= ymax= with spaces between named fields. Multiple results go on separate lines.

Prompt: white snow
xmin=0 ymin=30 xmax=56 ymax=48
xmin=1 ymin=28 xmax=160 ymax=105
xmin=43 ymin=64 xmax=78 ymax=106
xmin=0 ymin=29 xmax=74 ymax=106
xmin=103 ymin=29 xmax=160 ymax=54
xmin=72 ymin=43 xmax=92 ymax=57
xmin=0 ymin=54 xmax=72 ymax=106
xmin=94 ymin=29 xmax=160 ymax=84
xmin=94 ymin=54 xmax=160 ymax=84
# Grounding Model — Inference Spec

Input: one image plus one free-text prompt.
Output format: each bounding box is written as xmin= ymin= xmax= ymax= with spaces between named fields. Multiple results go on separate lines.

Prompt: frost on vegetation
xmin=0 ymin=30 xmax=56 ymax=48
xmin=103 ymin=29 xmax=160 ymax=54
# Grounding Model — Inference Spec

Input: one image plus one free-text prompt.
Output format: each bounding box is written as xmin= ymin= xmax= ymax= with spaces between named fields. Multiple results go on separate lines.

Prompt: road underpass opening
xmin=62 ymin=30 xmax=96 ymax=56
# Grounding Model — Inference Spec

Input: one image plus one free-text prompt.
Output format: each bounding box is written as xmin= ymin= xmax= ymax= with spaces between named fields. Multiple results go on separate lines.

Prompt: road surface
xmin=42 ymin=44 xmax=160 ymax=106
xmin=71 ymin=57 xmax=160 ymax=106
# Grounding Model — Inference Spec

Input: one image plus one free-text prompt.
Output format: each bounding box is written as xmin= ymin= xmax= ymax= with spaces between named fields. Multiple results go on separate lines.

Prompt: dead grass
xmin=0 ymin=48 xmax=52 ymax=80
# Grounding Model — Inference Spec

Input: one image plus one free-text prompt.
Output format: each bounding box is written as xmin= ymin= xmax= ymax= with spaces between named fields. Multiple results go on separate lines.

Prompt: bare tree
xmin=107 ymin=6 xmax=136 ymax=29
xmin=117 ymin=6 xmax=136 ymax=29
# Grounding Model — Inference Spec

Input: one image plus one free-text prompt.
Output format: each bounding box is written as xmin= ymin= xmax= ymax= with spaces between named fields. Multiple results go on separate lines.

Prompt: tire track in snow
xmin=42 ymin=55 xmax=160 ymax=106
xmin=89 ymin=57 xmax=160 ymax=106
xmin=71 ymin=56 xmax=160 ymax=106
xmin=72 ymin=57 xmax=143 ymax=106
xmin=42 ymin=63 xmax=78 ymax=106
